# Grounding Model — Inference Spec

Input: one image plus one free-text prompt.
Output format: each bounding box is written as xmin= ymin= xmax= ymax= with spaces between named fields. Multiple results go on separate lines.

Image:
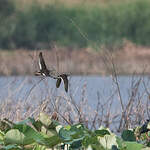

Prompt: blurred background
xmin=1 ymin=0 xmax=150 ymax=75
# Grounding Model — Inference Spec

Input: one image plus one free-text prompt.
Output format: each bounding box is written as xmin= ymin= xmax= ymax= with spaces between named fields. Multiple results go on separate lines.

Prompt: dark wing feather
xmin=39 ymin=52 xmax=47 ymax=70
xmin=60 ymin=74 xmax=68 ymax=92
xmin=56 ymin=78 xmax=61 ymax=88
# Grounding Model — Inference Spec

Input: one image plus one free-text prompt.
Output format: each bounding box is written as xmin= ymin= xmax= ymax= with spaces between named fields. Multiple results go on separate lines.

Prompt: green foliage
xmin=98 ymin=128 xmax=118 ymax=149
xmin=0 ymin=0 xmax=16 ymax=49
xmin=0 ymin=113 xmax=150 ymax=149
xmin=0 ymin=0 xmax=15 ymax=17
xmin=121 ymin=130 xmax=136 ymax=141
xmin=0 ymin=0 xmax=150 ymax=49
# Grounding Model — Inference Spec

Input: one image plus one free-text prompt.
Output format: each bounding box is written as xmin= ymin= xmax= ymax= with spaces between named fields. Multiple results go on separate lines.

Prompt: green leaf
xmin=43 ymin=135 xmax=61 ymax=148
xmin=98 ymin=133 xmax=118 ymax=149
xmin=59 ymin=127 xmax=72 ymax=141
xmin=95 ymin=129 xmax=110 ymax=137
xmin=65 ymin=125 xmax=71 ymax=130
xmin=82 ymin=135 xmax=101 ymax=148
xmin=41 ymin=126 xmax=57 ymax=138
xmin=56 ymin=125 xmax=63 ymax=133
xmin=142 ymin=147 xmax=150 ymax=150
xmin=148 ymin=131 xmax=150 ymax=137
xmin=32 ymin=120 xmax=43 ymax=132
xmin=48 ymin=120 xmax=60 ymax=129
xmin=13 ymin=124 xmax=38 ymax=145
xmin=0 ymin=130 xmax=4 ymax=141
xmin=121 ymin=130 xmax=136 ymax=141
xmin=16 ymin=117 xmax=35 ymax=125
xmin=124 ymin=141 xmax=144 ymax=150
xmin=1 ymin=144 xmax=21 ymax=150
xmin=70 ymin=140 xmax=82 ymax=149
xmin=39 ymin=112 xmax=52 ymax=127
xmin=6 ymin=123 xmax=46 ymax=145
xmin=58 ymin=123 xmax=87 ymax=145
xmin=33 ymin=144 xmax=47 ymax=150
xmin=147 ymin=123 xmax=150 ymax=130
xmin=116 ymin=137 xmax=127 ymax=150
xmin=4 ymin=129 xmax=25 ymax=145
xmin=0 ymin=120 xmax=12 ymax=133
xmin=117 ymin=137 xmax=145 ymax=150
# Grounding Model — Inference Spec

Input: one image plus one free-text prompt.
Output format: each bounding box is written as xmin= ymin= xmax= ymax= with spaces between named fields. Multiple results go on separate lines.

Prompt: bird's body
xmin=35 ymin=52 xmax=68 ymax=92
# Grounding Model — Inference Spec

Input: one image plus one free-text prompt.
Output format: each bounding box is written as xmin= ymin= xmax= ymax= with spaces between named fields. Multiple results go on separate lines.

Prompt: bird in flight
xmin=34 ymin=52 xmax=68 ymax=92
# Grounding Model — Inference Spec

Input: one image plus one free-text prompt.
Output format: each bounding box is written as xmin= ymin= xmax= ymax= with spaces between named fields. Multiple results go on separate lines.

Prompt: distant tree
xmin=0 ymin=0 xmax=15 ymax=18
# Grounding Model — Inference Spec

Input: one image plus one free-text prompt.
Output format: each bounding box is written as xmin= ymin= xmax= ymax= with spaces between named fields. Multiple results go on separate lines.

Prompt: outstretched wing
xmin=56 ymin=78 xmax=61 ymax=88
xmin=60 ymin=74 xmax=68 ymax=92
xmin=39 ymin=52 xmax=47 ymax=70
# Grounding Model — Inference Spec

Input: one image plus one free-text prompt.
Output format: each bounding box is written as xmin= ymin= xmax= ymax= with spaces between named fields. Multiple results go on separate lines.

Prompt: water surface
xmin=0 ymin=75 xmax=149 ymax=111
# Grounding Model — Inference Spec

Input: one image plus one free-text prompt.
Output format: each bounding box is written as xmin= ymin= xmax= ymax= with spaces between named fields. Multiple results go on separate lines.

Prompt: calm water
xmin=0 ymin=75 xmax=150 ymax=111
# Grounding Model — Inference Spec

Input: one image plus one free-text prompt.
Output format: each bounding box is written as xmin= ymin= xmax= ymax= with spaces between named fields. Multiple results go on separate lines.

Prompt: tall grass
xmin=0 ymin=72 xmax=150 ymax=133
xmin=1 ymin=0 xmax=150 ymax=49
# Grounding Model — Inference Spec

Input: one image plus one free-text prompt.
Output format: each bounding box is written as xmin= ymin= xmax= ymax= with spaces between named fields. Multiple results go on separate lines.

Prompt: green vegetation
xmin=0 ymin=112 xmax=150 ymax=149
xmin=1 ymin=0 xmax=150 ymax=49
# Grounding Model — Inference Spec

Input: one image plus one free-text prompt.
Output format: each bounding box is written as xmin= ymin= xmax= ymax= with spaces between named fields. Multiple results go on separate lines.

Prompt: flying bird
xmin=35 ymin=52 xmax=68 ymax=92
xmin=35 ymin=52 xmax=51 ymax=76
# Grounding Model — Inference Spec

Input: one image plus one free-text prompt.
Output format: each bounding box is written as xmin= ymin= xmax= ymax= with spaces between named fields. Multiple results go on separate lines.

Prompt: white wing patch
xmin=39 ymin=59 xmax=42 ymax=70
xmin=42 ymin=73 xmax=46 ymax=76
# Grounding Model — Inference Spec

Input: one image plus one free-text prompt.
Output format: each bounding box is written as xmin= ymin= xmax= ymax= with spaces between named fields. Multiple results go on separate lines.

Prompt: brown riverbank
xmin=1 ymin=42 xmax=150 ymax=76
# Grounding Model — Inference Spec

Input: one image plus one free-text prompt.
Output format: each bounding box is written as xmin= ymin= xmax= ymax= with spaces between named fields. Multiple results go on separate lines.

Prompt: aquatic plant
xmin=0 ymin=112 xmax=150 ymax=150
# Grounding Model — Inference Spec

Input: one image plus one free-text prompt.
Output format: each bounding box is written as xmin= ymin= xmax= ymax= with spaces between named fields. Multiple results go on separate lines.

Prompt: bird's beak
xmin=34 ymin=71 xmax=41 ymax=76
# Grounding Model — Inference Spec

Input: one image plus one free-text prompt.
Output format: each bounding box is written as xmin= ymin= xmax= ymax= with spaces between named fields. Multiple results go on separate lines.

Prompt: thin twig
xmin=24 ymin=77 xmax=45 ymax=103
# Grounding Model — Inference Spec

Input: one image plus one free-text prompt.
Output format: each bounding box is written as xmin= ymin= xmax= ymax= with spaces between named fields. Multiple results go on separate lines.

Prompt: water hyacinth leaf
xmin=0 ymin=130 xmax=4 ymax=141
xmin=0 ymin=120 xmax=12 ymax=133
xmin=4 ymin=129 xmax=25 ymax=145
xmin=98 ymin=133 xmax=118 ymax=149
xmin=116 ymin=137 xmax=127 ymax=150
xmin=65 ymin=125 xmax=71 ymax=130
xmin=16 ymin=117 xmax=35 ymax=125
xmin=48 ymin=120 xmax=60 ymax=130
xmin=146 ymin=142 xmax=150 ymax=147
xmin=59 ymin=127 xmax=72 ymax=141
xmin=69 ymin=124 xmax=87 ymax=140
xmin=41 ymin=126 xmax=57 ymax=138
xmin=142 ymin=148 xmax=150 ymax=150
xmin=33 ymin=144 xmax=47 ymax=150
xmin=0 ymin=130 xmax=5 ymax=136
xmin=12 ymin=124 xmax=38 ymax=144
xmin=23 ymin=129 xmax=47 ymax=146
xmin=73 ymin=124 xmax=86 ymax=131
xmin=140 ymin=121 xmax=149 ymax=134
xmin=42 ymin=135 xmax=62 ymax=148
xmin=1 ymin=144 xmax=21 ymax=150
xmin=121 ymin=130 xmax=136 ymax=141
xmin=39 ymin=112 xmax=52 ymax=127
xmin=117 ymin=137 xmax=145 ymax=150
xmin=58 ymin=125 xmax=86 ymax=144
xmin=82 ymin=135 xmax=101 ymax=148
xmin=148 ymin=131 xmax=150 ymax=137
xmin=124 ymin=141 xmax=144 ymax=150
xmin=59 ymin=124 xmax=86 ymax=143
xmin=147 ymin=122 xmax=150 ymax=130
xmin=56 ymin=125 xmax=63 ymax=133
xmin=32 ymin=120 xmax=43 ymax=132
xmin=70 ymin=140 xmax=82 ymax=149
xmin=134 ymin=126 xmax=141 ymax=137
xmin=31 ymin=130 xmax=61 ymax=147
xmin=95 ymin=129 xmax=110 ymax=137
xmin=12 ymin=123 xmax=46 ymax=145
xmin=0 ymin=141 xmax=3 ymax=145
xmin=13 ymin=124 xmax=28 ymax=134
xmin=111 ymin=145 xmax=119 ymax=150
